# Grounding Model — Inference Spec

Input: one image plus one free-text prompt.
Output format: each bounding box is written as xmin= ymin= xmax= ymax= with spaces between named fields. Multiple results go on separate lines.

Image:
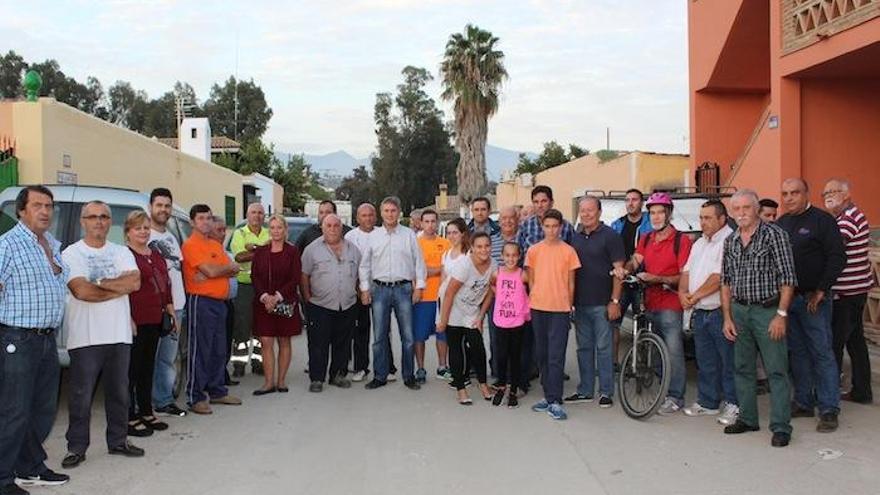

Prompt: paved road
xmin=40 ymin=331 xmax=880 ymax=495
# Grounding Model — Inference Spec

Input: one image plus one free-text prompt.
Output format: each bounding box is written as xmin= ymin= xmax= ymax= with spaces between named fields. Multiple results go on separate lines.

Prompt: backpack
xmin=639 ymin=229 xmax=683 ymax=259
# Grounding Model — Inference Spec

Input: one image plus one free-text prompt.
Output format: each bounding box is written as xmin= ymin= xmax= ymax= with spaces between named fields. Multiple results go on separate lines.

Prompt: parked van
xmin=0 ymin=185 xmax=192 ymax=373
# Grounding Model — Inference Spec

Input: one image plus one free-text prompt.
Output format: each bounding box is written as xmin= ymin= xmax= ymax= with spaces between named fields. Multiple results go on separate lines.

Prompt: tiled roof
xmin=157 ymin=136 xmax=241 ymax=150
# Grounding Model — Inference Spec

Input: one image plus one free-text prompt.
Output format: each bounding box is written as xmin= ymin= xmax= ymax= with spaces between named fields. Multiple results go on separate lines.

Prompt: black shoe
xmin=0 ymin=483 xmax=28 ymax=495
xmin=791 ymin=403 xmax=815 ymax=418
xmin=329 ymin=376 xmax=352 ymax=389
xmin=127 ymin=419 xmax=154 ymax=437
xmin=723 ymin=420 xmax=760 ymax=434
xmin=277 ymin=386 xmax=289 ymax=393
xmin=141 ymin=415 xmax=169 ymax=431
xmin=364 ymin=379 xmax=387 ymax=390
xmin=403 ymin=379 xmax=421 ymax=390
xmin=599 ymin=396 xmax=614 ymax=408
xmin=308 ymin=381 xmax=323 ymax=393
xmin=816 ymin=412 xmax=839 ymax=433
xmin=253 ymin=387 xmax=277 ymax=396
xmin=564 ymin=393 xmax=593 ymax=403
xmin=771 ymin=432 xmax=791 ymax=447
xmin=492 ymin=389 xmax=505 ymax=406
xmin=61 ymin=452 xmax=86 ymax=469
xmin=154 ymin=404 xmax=187 ymax=417
xmin=14 ymin=469 xmax=69 ymax=487
xmin=108 ymin=441 xmax=145 ymax=458
xmin=507 ymin=394 xmax=519 ymax=409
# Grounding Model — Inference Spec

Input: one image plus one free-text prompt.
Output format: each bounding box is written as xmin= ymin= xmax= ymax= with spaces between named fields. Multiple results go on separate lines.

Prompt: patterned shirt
xmin=722 ymin=221 xmax=798 ymax=303
xmin=832 ymin=203 xmax=874 ymax=297
xmin=516 ymin=215 xmax=575 ymax=255
xmin=0 ymin=222 xmax=69 ymax=328
xmin=490 ymin=231 xmax=517 ymax=267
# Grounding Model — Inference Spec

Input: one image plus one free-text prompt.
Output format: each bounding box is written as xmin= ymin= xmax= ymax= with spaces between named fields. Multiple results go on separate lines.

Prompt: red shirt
xmin=129 ymin=247 xmax=172 ymax=325
xmin=636 ymin=228 xmax=692 ymax=311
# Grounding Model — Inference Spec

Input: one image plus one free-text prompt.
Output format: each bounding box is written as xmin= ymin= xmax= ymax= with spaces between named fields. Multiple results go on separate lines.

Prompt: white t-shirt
xmin=149 ymin=229 xmax=186 ymax=310
xmin=683 ymin=225 xmax=732 ymax=311
xmin=447 ymin=256 xmax=496 ymax=328
xmin=62 ymin=240 xmax=138 ymax=350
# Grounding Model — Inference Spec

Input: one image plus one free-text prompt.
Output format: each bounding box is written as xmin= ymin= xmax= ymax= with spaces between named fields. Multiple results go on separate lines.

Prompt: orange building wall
xmin=691 ymin=92 xmax=768 ymax=176
xmin=801 ymin=78 xmax=880 ymax=221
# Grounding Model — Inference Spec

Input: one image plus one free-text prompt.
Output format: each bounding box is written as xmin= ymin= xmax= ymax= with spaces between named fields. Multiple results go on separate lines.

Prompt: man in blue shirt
xmin=0 ymin=186 xmax=71 ymax=492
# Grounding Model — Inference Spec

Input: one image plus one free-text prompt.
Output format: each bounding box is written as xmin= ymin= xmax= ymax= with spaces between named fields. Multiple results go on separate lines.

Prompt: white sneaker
xmin=351 ymin=370 xmax=367 ymax=382
xmin=387 ymin=372 xmax=398 ymax=382
xmin=683 ymin=402 xmax=720 ymax=417
xmin=657 ymin=397 xmax=682 ymax=416
xmin=716 ymin=403 xmax=740 ymax=426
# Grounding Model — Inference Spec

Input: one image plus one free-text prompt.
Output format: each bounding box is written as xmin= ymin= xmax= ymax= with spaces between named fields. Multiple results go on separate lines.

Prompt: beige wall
xmin=7 ymin=98 xmax=243 ymax=218
xmin=495 ymin=152 xmax=691 ymax=222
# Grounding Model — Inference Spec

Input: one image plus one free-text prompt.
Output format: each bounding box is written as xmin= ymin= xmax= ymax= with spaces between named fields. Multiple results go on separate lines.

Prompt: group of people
xmin=0 ymin=176 xmax=875 ymax=494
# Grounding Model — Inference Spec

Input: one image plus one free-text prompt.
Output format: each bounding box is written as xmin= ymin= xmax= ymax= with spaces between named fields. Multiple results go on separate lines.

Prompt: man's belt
xmin=733 ymin=295 xmax=779 ymax=308
xmin=372 ymin=279 xmax=411 ymax=287
xmin=0 ymin=324 xmax=55 ymax=335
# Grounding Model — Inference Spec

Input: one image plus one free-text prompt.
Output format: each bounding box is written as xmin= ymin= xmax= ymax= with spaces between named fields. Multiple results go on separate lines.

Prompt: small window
xmin=224 ymin=196 xmax=235 ymax=226
xmin=191 ymin=128 xmax=197 ymax=139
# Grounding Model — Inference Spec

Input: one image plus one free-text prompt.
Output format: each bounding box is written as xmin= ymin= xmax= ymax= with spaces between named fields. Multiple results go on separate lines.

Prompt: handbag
xmin=266 ymin=246 xmax=295 ymax=319
xmin=146 ymin=250 xmax=175 ymax=336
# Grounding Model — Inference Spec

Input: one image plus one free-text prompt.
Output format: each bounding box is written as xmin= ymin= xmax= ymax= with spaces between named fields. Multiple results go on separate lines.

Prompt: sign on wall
xmin=57 ymin=171 xmax=78 ymax=184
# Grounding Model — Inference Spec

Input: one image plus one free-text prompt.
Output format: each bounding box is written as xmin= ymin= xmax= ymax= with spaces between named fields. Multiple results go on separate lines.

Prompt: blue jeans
xmin=532 ymin=310 xmax=571 ymax=404
xmin=692 ymin=308 xmax=736 ymax=409
xmin=788 ymin=294 xmax=840 ymax=415
xmin=0 ymin=327 xmax=60 ymax=485
xmin=574 ymin=305 xmax=614 ymax=398
xmin=153 ymin=309 xmax=184 ymax=408
xmin=371 ymin=282 xmax=415 ymax=382
xmin=647 ymin=310 xmax=686 ymax=405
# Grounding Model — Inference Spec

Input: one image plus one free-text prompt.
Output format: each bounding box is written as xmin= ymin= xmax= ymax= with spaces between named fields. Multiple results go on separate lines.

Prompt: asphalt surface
xmin=34 ymin=330 xmax=880 ymax=495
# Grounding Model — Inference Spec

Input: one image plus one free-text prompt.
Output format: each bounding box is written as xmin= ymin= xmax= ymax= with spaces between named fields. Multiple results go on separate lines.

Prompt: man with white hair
xmin=822 ymin=178 xmax=873 ymax=404
xmin=721 ymin=189 xmax=797 ymax=447
xmin=230 ymin=202 xmax=269 ymax=376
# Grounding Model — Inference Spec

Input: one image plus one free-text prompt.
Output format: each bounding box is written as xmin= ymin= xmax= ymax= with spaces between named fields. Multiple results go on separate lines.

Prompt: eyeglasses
xmin=82 ymin=214 xmax=111 ymax=221
xmin=821 ymin=190 xmax=843 ymax=197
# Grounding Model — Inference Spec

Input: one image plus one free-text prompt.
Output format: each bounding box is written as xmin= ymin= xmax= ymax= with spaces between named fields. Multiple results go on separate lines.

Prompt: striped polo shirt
xmin=832 ymin=203 xmax=874 ymax=297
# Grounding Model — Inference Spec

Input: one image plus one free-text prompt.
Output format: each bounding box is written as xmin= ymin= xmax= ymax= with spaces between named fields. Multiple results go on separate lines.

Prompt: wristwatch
xmin=96 ymin=278 xmax=103 ymax=286
xmin=611 ymin=299 xmax=620 ymax=305
xmin=776 ymin=308 xmax=788 ymax=318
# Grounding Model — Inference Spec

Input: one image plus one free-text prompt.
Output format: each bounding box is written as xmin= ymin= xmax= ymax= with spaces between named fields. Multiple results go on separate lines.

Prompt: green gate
xmin=0 ymin=156 xmax=18 ymax=192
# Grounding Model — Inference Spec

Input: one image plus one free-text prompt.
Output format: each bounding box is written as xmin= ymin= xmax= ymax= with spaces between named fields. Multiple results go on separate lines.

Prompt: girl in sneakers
xmin=490 ymin=242 xmax=530 ymax=408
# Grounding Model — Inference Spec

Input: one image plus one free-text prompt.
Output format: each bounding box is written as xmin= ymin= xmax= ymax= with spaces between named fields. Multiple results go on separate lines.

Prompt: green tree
xmin=203 ymin=77 xmax=273 ymax=144
xmin=596 ymin=149 xmax=620 ymax=163
xmin=0 ymin=51 xmax=27 ymax=98
xmin=335 ymin=165 xmax=375 ymax=207
xmin=440 ymin=24 xmax=507 ymax=203
xmin=370 ymin=66 xmax=457 ymax=212
xmin=107 ymin=81 xmax=149 ymax=129
xmin=515 ymin=141 xmax=589 ymax=175
xmin=271 ymin=154 xmax=325 ymax=212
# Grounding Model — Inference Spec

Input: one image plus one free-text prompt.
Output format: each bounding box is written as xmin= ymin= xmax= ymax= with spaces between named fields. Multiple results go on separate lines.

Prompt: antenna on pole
xmin=606 ymin=127 xmax=610 ymax=150
xmin=175 ymin=93 xmax=196 ymax=148
xmin=234 ymin=30 xmax=240 ymax=142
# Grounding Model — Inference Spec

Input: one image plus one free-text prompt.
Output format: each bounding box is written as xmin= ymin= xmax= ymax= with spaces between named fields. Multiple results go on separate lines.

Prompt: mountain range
xmin=275 ymin=144 xmax=536 ymax=182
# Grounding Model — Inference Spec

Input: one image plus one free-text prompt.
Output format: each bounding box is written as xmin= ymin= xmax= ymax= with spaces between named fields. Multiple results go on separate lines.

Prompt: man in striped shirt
xmin=823 ymin=179 xmax=874 ymax=404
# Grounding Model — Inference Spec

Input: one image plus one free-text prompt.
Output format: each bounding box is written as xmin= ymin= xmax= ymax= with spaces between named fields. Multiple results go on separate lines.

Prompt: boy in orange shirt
xmin=413 ymin=209 xmax=451 ymax=383
xmin=525 ymin=209 xmax=581 ymax=421
xmin=181 ymin=204 xmax=242 ymax=414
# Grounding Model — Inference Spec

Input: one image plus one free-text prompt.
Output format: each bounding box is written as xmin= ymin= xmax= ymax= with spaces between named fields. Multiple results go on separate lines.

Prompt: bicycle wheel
xmin=618 ymin=332 xmax=671 ymax=419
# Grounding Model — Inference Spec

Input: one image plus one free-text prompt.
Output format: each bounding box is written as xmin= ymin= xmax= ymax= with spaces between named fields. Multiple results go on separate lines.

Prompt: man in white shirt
xmin=61 ymin=201 xmax=144 ymax=469
xmin=358 ymin=197 xmax=427 ymax=390
xmin=147 ymin=188 xmax=188 ymax=418
xmin=680 ymin=200 xmax=738 ymax=426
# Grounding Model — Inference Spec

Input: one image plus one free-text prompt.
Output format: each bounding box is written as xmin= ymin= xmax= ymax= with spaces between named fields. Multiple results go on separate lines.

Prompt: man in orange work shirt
xmin=182 ymin=204 xmax=243 ymax=415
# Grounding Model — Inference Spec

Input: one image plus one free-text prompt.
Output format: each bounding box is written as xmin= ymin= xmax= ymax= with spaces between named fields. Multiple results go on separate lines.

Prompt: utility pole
xmin=234 ymin=31 xmax=240 ymax=142
xmin=606 ymin=127 xmax=610 ymax=150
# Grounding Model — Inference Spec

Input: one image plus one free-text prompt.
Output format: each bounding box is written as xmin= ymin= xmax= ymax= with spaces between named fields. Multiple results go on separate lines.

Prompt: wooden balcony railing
xmin=783 ymin=0 xmax=880 ymax=53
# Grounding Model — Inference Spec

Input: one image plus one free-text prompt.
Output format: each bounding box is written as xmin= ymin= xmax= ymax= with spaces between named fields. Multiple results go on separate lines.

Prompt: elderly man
xmin=147 ymin=188 xmax=188 ymax=418
xmin=297 ymin=200 xmax=351 ymax=252
xmin=61 ymin=201 xmax=144 ymax=469
xmin=359 ymin=196 xmax=427 ymax=390
xmin=721 ymin=189 xmax=797 ymax=447
xmin=301 ymin=214 xmax=361 ymax=392
xmin=0 ymin=186 xmax=70 ymax=491
xmin=344 ymin=203 xmax=391 ymax=381
xmin=468 ymin=197 xmax=500 ymax=235
xmin=777 ymin=178 xmax=846 ymax=433
xmin=181 ymin=205 xmax=242 ymax=415
xmin=229 ymin=202 xmax=269 ymax=376
xmin=680 ymin=200 xmax=738 ymax=425
xmin=823 ymin=179 xmax=873 ymax=404
xmin=566 ymin=196 xmax=625 ymax=408
xmin=409 ymin=209 xmax=422 ymax=235
xmin=210 ymin=216 xmax=239 ymax=387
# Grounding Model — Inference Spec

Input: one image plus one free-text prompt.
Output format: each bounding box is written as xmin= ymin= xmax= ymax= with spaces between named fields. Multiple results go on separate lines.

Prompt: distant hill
xmin=275 ymin=144 xmax=536 ymax=181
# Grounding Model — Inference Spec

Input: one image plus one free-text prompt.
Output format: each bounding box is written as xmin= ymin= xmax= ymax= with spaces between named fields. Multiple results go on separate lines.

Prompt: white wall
xmin=245 ymin=173 xmax=280 ymax=215
xmin=179 ymin=118 xmax=211 ymax=162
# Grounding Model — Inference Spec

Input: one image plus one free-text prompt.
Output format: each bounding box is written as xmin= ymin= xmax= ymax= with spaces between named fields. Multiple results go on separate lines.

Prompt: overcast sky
xmin=2 ymin=0 xmax=689 ymax=157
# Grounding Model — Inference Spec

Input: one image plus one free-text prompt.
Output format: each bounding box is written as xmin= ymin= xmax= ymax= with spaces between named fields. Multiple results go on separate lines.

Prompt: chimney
xmin=178 ymin=117 xmax=212 ymax=162
xmin=439 ymin=183 xmax=448 ymax=210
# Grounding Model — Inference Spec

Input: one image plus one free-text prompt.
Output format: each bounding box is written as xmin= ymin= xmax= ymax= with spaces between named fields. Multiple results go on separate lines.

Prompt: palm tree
xmin=440 ymin=24 xmax=507 ymax=203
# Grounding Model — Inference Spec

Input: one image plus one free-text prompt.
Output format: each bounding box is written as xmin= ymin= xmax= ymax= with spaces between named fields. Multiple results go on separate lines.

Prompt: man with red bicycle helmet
xmin=624 ymin=191 xmax=692 ymax=415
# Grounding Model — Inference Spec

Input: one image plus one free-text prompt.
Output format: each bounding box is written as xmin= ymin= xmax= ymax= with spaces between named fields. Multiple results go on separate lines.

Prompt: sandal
xmin=128 ymin=419 xmax=153 ymax=437
xmin=141 ymin=415 xmax=169 ymax=431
